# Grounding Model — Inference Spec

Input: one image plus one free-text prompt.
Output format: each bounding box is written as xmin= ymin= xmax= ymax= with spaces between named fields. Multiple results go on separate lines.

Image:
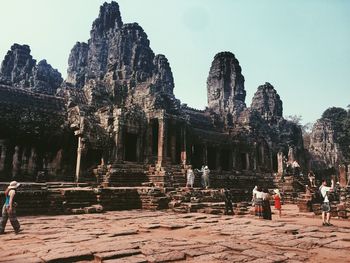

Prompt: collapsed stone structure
xmin=0 ymin=2 xmax=304 ymax=191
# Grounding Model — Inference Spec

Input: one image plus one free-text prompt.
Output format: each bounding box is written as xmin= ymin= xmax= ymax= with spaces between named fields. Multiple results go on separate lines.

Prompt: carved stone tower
xmin=207 ymin=52 xmax=246 ymax=116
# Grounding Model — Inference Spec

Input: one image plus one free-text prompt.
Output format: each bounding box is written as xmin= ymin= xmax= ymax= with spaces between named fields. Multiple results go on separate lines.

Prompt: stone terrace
xmin=0 ymin=205 xmax=349 ymax=262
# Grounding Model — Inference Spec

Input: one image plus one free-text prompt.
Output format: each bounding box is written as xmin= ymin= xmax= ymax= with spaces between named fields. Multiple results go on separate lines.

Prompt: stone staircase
xmin=96 ymin=162 xmax=150 ymax=186
xmin=274 ymin=174 xmax=309 ymax=204
xmin=147 ymin=163 xmax=187 ymax=188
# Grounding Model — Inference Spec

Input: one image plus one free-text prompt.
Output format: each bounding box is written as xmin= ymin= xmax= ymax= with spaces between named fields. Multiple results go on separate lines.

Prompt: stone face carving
xmin=66 ymin=42 xmax=88 ymax=89
xmin=250 ymin=82 xmax=283 ymax=122
xmin=0 ymin=44 xmax=35 ymax=86
xmin=0 ymin=44 xmax=62 ymax=95
xmin=207 ymin=52 xmax=246 ymax=115
xmin=309 ymin=119 xmax=341 ymax=170
xmin=65 ymin=1 xmax=175 ymax=111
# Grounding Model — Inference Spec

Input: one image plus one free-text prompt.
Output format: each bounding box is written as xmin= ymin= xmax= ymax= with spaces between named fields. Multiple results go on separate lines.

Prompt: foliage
xmin=285 ymin=115 xmax=313 ymax=148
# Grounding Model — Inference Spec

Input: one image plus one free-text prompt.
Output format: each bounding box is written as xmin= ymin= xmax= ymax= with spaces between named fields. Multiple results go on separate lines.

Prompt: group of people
xmin=252 ymin=186 xmax=282 ymax=220
xmin=0 ymin=171 xmax=337 ymax=235
xmin=186 ymin=165 xmax=210 ymax=189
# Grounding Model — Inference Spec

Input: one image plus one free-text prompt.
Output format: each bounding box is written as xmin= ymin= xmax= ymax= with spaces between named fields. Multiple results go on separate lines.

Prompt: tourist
xmin=254 ymin=186 xmax=263 ymax=218
xmin=0 ymin=181 xmax=21 ymax=234
xmin=319 ymin=178 xmax=334 ymax=226
xmin=273 ymin=189 xmax=282 ymax=217
xmin=201 ymin=165 xmax=210 ymax=189
xmin=252 ymin=186 xmax=258 ymax=206
xmin=186 ymin=166 xmax=195 ymax=188
xmin=222 ymin=188 xmax=234 ymax=215
xmin=308 ymin=171 xmax=316 ymax=187
xmin=291 ymin=160 xmax=300 ymax=176
xmin=262 ymin=188 xmax=272 ymax=220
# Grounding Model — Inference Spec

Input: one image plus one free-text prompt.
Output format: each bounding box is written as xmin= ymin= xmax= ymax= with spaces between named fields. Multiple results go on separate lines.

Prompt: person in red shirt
xmin=273 ymin=189 xmax=282 ymax=217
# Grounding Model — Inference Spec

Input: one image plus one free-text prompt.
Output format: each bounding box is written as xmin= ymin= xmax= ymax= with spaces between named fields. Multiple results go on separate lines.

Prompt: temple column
xmin=180 ymin=126 xmax=187 ymax=166
xmin=245 ymin=153 xmax=250 ymax=170
xmin=27 ymin=147 xmax=37 ymax=178
xmin=277 ymin=151 xmax=284 ymax=177
xmin=203 ymin=144 xmax=208 ymax=165
xmin=253 ymin=143 xmax=257 ymax=171
xmin=260 ymin=145 xmax=265 ymax=165
xmin=113 ymin=124 xmax=124 ymax=163
xmin=12 ymin=146 xmax=20 ymax=179
xmin=75 ymin=135 xmax=83 ymax=182
xmin=339 ymin=165 xmax=347 ymax=187
xmin=157 ymin=117 xmax=166 ymax=168
xmin=231 ymin=147 xmax=236 ymax=169
xmin=21 ymin=147 xmax=29 ymax=175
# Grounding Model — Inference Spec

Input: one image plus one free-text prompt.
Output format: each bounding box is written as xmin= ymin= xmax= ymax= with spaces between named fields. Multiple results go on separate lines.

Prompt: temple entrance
xmin=191 ymin=144 xmax=203 ymax=169
xmin=221 ymin=148 xmax=230 ymax=171
xmin=125 ymin=132 xmax=138 ymax=162
xmin=207 ymin=147 xmax=216 ymax=170
xmin=241 ymin=153 xmax=248 ymax=170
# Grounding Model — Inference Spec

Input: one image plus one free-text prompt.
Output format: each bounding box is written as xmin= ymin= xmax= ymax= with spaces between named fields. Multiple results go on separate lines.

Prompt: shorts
xmin=321 ymin=202 xmax=331 ymax=212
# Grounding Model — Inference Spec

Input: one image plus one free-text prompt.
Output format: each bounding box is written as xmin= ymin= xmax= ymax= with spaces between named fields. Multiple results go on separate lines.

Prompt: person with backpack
xmin=222 ymin=188 xmax=234 ymax=215
xmin=0 ymin=181 xmax=21 ymax=234
xmin=319 ymin=179 xmax=334 ymax=226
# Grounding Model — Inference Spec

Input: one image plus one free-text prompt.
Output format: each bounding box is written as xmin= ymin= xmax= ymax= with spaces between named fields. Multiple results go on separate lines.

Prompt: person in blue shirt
xmin=0 ymin=181 xmax=21 ymax=234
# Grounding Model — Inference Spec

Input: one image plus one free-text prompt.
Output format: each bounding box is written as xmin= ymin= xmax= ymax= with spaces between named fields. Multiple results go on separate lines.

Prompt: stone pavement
xmin=0 ymin=205 xmax=349 ymax=262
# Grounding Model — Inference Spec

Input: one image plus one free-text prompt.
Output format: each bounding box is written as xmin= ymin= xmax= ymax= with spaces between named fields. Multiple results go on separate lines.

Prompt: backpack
xmin=314 ymin=187 xmax=324 ymax=204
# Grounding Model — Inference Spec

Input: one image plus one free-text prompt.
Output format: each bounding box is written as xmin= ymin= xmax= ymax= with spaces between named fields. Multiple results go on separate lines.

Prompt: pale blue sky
xmin=0 ymin=0 xmax=349 ymax=124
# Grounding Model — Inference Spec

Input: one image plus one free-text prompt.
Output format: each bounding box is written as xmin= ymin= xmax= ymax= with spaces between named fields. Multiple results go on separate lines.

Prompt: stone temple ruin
xmin=0 ymin=2 xmax=349 ymax=216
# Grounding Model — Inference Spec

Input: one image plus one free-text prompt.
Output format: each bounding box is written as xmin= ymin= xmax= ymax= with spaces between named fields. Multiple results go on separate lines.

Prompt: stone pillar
xmin=75 ymin=136 xmax=83 ymax=182
xmin=339 ymin=164 xmax=347 ymax=188
xmin=27 ymin=148 xmax=37 ymax=176
xmin=260 ymin=145 xmax=265 ymax=165
xmin=113 ymin=109 xmax=124 ymax=163
xmin=0 ymin=140 xmax=7 ymax=172
xmin=12 ymin=146 xmax=20 ymax=179
xmin=180 ymin=126 xmax=187 ymax=166
xmin=277 ymin=152 xmax=283 ymax=177
xmin=288 ymin=146 xmax=295 ymax=163
xmin=157 ymin=118 xmax=165 ymax=168
xmin=203 ymin=144 xmax=208 ymax=165
xmin=245 ymin=153 xmax=250 ymax=170
xmin=21 ymin=148 xmax=29 ymax=175
xmin=113 ymin=126 xmax=124 ymax=163
xmin=347 ymin=165 xmax=350 ymax=186
xmin=253 ymin=143 xmax=257 ymax=171
xmin=231 ymin=148 xmax=236 ymax=169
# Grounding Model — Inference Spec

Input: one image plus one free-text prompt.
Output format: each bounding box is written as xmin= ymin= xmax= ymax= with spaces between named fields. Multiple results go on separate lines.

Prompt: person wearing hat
xmin=0 ymin=181 xmax=21 ymax=234
xmin=273 ymin=189 xmax=282 ymax=217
